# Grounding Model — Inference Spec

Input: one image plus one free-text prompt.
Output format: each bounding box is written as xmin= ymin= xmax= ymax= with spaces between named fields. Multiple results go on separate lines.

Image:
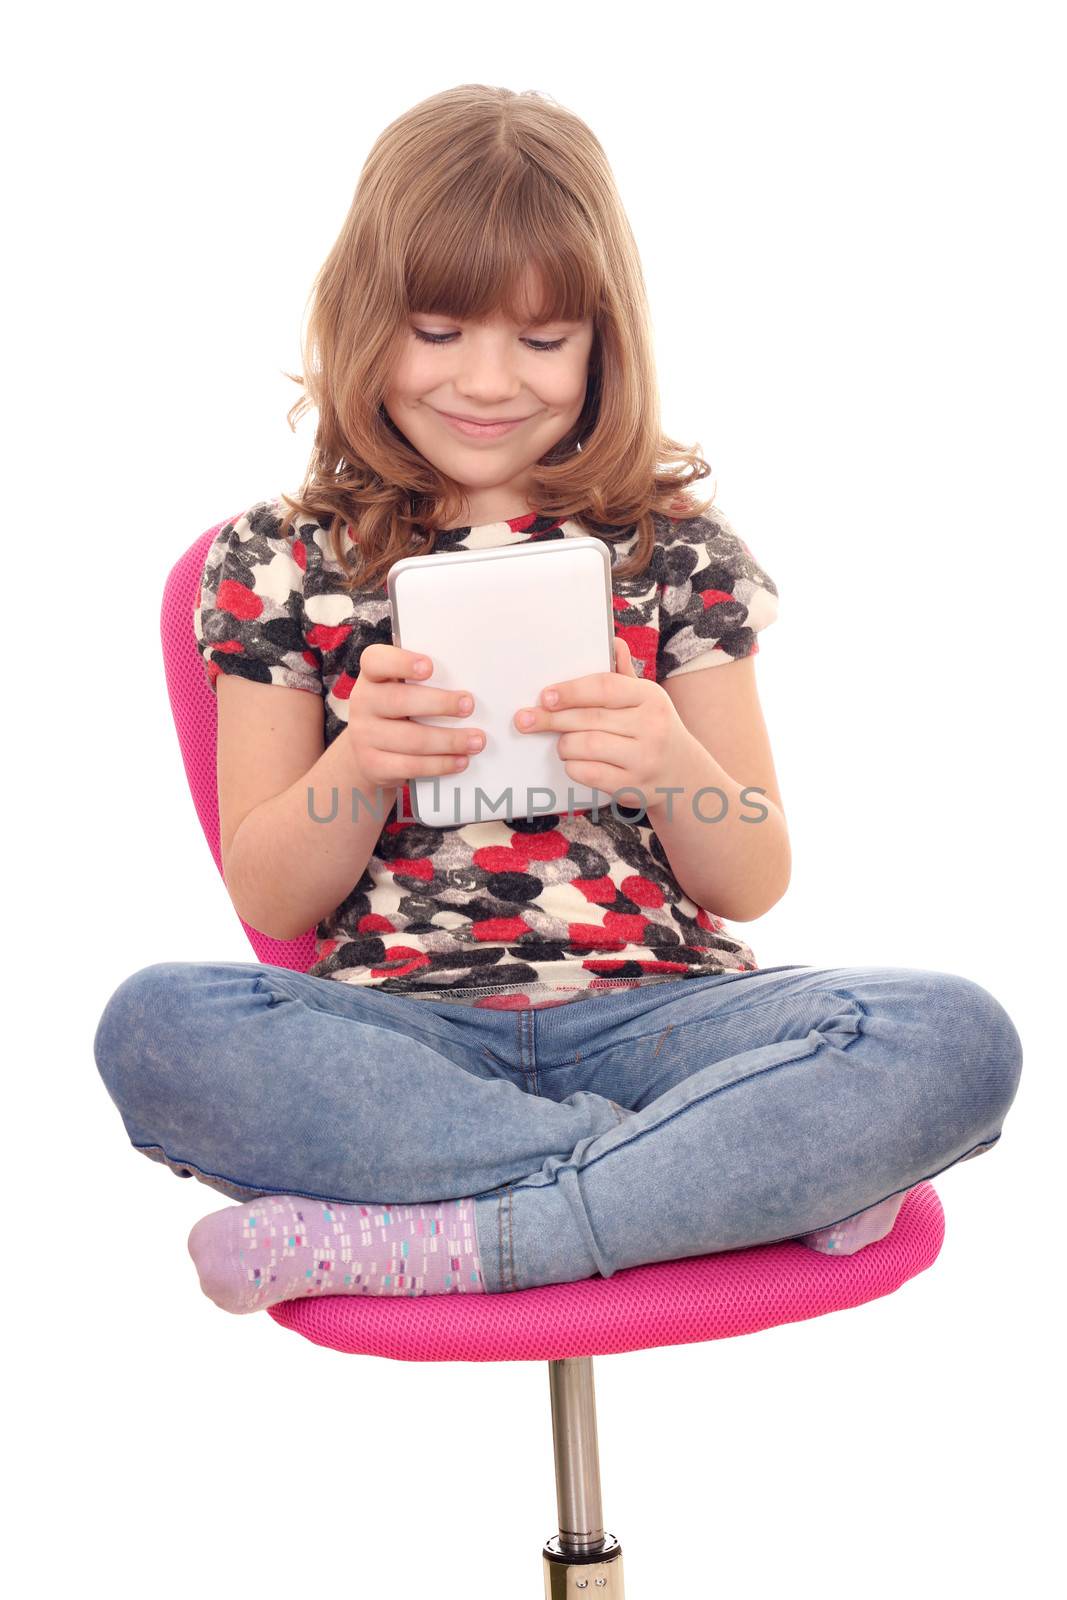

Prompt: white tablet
xmin=387 ymin=535 xmax=616 ymax=828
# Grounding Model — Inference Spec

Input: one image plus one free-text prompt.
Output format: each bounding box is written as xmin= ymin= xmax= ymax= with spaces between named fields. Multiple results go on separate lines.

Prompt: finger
xmin=560 ymin=759 xmax=643 ymax=800
xmin=379 ymin=682 xmax=475 ymax=719
xmin=557 ymin=729 xmax=638 ymax=766
xmin=363 ymin=644 xmax=434 ymax=681
xmin=380 ymin=751 xmax=476 ymax=779
xmin=371 ymin=716 xmax=484 ymax=756
xmin=535 ymin=670 xmax=644 ymax=712
xmin=514 ymin=705 xmax=636 ymax=735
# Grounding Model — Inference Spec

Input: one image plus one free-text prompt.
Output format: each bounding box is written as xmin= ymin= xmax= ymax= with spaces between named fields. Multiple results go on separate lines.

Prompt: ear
xmin=613 ymin=634 xmax=638 ymax=677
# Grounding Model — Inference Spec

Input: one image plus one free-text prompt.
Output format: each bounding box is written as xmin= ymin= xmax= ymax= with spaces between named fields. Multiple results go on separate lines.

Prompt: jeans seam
xmin=132 ymin=1142 xmax=336 ymax=1204
xmin=495 ymin=1003 xmax=868 ymax=1198
xmin=530 ymin=984 xmax=870 ymax=1076
xmin=253 ymin=970 xmax=492 ymax=1066
xmin=599 ymin=984 xmax=871 ymax=1051
xmin=251 ymin=974 xmax=284 ymax=1006
xmin=499 ymin=1116 xmax=1005 ymax=1213
xmin=518 ymin=1010 xmax=539 ymax=1096
xmin=498 ymin=1186 xmax=514 ymax=1292
xmin=507 ymin=1185 xmax=516 ymax=1291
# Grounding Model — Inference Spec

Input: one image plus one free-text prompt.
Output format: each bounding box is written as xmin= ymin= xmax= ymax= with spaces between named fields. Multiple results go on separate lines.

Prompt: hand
xmin=513 ymin=636 xmax=697 ymax=810
xmin=345 ymin=645 xmax=485 ymax=787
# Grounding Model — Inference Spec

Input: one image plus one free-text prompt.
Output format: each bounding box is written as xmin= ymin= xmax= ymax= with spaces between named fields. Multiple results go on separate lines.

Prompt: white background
xmin=7 ymin=2 xmax=1063 ymax=1595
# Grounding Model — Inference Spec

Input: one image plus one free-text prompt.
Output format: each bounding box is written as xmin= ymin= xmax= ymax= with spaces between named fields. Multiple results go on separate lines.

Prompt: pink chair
xmin=162 ymin=520 xmax=946 ymax=1597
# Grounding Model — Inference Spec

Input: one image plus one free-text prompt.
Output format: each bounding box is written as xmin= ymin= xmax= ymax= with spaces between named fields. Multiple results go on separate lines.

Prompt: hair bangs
xmin=402 ymin=175 xmax=603 ymax=330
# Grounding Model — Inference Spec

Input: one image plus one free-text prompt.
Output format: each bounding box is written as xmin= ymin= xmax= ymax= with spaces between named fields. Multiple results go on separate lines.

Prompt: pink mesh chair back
xmin=161 ymin=519 xmax=945 ymax=1362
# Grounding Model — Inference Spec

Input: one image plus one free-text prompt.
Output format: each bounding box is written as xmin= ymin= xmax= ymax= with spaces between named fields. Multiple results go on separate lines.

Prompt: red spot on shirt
xmin=217 ymin=578 xmax=262 ymax=621
xmin=572 ymin=876 xmax=616 ymax=904
xmin=291 ymin=539 xmax=307 ymax=572
xmin=392 ymin=857 xmax=434 ymax=882
xmin=474 ymin=845 xmax=537 ymax=873
xmin=372 ymin=948 xmax=429 ymax=979
xmin=585 ymin=957 xmax=690 ymax=976
xmin=507 ymin=831 xmax=568 ymax=861
xmin=387 ymin=785 xmax=417 ymax=824
xmin=385 ymin=814 xmax=419 ymax=834
xmin=306 ymin=623 xmax=353 ymax=651
xmin=331 ymin=672 xmax=356 ymax=699
xmin=471 ymin=916 xmax=530 ymax=942
xmin=614 ymin=623 xmax=657 ymax=678
xmin=567 ymin=924 xmax=628 ymax=950
xmin=621 ymin=875 xmax=664 ymax=908
xmin=603 ymin=912 xmax=649 ymax=941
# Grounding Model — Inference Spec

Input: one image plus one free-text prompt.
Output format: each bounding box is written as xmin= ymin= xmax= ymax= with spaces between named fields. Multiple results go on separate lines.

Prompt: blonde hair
xmin=277 ymin=84 xmax=718 ymax=591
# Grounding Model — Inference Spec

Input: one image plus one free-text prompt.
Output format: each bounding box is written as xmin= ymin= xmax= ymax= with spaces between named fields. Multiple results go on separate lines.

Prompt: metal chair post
xmin=542 ymin=1356 xmax=625 ymax=1596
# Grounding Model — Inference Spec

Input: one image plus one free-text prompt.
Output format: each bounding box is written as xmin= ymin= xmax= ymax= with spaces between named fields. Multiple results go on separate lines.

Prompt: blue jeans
xmin=93 ymin=960 xmax=1023 ymax=1294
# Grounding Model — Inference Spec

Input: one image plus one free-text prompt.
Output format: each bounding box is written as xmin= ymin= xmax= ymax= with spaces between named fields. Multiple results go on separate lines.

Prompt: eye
xmin=412 ymin=329 xmax=568 ymax=352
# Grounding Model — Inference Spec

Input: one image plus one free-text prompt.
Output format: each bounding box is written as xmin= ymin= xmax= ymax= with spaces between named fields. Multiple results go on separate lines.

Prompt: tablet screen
xmin=388 ymin=537 xmax=616 ymax=827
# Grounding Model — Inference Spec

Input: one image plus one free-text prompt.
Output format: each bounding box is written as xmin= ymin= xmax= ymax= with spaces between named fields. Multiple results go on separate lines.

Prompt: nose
xmin=453 ymin=333 xmax=526 ymax=402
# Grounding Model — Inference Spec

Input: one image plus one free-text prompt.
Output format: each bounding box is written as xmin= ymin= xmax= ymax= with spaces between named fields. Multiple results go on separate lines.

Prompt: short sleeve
xmin=193 ymin=502 xmax=324 ymax=697
xmin=657 ymin=508 xmax=779 ymax=679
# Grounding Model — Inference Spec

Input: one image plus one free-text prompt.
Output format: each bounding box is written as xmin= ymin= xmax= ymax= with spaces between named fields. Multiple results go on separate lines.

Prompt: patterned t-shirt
xmin=194 ymin=497 xmax=780 ymax=1010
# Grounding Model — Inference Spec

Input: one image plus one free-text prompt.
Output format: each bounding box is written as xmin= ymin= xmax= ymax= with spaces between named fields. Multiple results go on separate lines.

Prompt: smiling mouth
xmin=433 ymin=409 xmax=535 ymax=438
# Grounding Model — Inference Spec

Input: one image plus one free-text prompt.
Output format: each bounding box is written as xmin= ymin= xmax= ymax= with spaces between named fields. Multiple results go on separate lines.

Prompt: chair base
xmin=543 ymin=1531 xmax=624 ymax=1596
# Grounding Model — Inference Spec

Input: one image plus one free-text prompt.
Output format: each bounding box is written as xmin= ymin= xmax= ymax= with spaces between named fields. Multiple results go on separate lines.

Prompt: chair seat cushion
xmin=266 ymin=1182 xmax=943 ymax=1362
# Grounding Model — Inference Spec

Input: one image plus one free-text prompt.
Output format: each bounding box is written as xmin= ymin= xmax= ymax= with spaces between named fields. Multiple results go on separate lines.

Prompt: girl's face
xmin=383 ymin=299 xmax=595 ymax=527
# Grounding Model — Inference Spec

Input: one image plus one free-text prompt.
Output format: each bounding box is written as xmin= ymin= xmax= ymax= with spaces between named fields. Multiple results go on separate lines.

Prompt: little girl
xmin=94 ymin=85 xmax=1023 ymax=1313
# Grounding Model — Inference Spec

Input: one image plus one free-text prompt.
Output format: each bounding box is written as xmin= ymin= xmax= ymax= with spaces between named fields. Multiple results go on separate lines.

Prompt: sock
xmin=188 ymin=1193 xmax=486 ymax=1315
xmin=798 ymin=1191 xmax=907 ymax=1255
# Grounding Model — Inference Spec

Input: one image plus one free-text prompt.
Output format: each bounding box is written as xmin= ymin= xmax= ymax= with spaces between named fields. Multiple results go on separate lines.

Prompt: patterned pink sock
xmin=187 ymin=1193 xmax=486 ymax=1315
xmin=798 ymin=1192 xmax=907 ymax=1255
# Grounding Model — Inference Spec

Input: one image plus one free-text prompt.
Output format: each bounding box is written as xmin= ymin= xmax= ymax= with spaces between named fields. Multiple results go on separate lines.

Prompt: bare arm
xmin=647 ymin=656 xmax=791 ymax=922
xmin=215 ymin=675 xmax=397 ymax=942
xmin=213 ymin=646 xmax=487 ymax=942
